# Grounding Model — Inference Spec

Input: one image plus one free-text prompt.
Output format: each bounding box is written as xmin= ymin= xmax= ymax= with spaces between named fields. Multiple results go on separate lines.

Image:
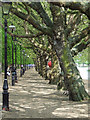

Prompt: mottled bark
xmin=34 ymin=57 xmax=38 ymax=71
xmin=36 ymin=57 xmax=40 ymax=74
xmin=54 ymin=38 xmax=89 ymax=101
xmin=51 ymin=5 xmax=89 ymax=101
xmin=42 ymin=54 xmax=48 ymax=79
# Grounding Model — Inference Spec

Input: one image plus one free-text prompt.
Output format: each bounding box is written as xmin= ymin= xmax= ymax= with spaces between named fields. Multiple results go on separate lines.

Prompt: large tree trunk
xmin=39 ymin=54 xmax=43 ymax=76
xmin=36 ymin=56 xmax=40 ymax=73
xmin=50 ymin=5 xmax=89 ymax=101
xmin=42 ymin=54 xmax=48 ymax=79
xmin=54 ymin=38 xmax=89 ymax=101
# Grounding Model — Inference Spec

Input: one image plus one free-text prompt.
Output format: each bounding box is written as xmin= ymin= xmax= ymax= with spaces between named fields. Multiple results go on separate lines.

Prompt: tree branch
xmin=11 ymin=7 xmax=53 ymax=36
xmin=50 ymin=2 xmax=90 ymax=20
xmin=65 ymin=13 xmax=81 ymax=36
xmin=22 ymin=3 xmax=30 ymax=14
xmin=7 ymin=31 xmax=44 ymax=38
xmin=28 ymin=2 xmax=53 ymax=28
xmin=69 ymin=26 xmax=90 ymax=48
xmin=71 ymin=37 xmax=90 ymax=56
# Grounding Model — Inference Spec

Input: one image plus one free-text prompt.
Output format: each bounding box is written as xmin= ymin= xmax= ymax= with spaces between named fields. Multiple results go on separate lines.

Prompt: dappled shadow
xmin=27 ymin=81 xmax=49 ymax=85
xmin=27 ymin=78 xmax=44 ymax=80
xmin=2 ymin=68 xmax=89 ymax=118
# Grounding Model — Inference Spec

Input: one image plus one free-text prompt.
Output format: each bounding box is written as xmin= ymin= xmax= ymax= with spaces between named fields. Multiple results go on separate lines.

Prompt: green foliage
xmin=2 ymin=2 xmax=89 ymax=71
xmin=2 ymin=28 xmax=35 ymax=71
xmin=74 ymin=48 xmax=88 ymax=64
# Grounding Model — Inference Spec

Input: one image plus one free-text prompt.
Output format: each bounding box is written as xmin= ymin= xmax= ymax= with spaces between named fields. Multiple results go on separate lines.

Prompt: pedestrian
xmin=21 ymin=64 xmax=23 ymax=68
xmin=48 ymin=61 xmax=52 ymax=68
xmin=7 ymin=65 xmax=11 ymax=76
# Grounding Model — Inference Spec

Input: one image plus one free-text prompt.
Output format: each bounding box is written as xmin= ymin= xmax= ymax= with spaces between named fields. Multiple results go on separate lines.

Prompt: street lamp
xmin=2 ymin=2 xmax=12 ymax=16
xmin=9 ymin=25 xmax=16 ymax=86
xmin=14 ymin=37 xmax=17 ymax=82
xmin=27 ymin=55 xmax=29 ymax=69
xmin=25 ymin=54 xmax=27 ymax=71
xmin=22 ymin=50 xmax=25 ymax=75
xmin=2 ymin=2 xmax=12 ymax=111
xmin=20 ymin=45 xmax=23 ymax=77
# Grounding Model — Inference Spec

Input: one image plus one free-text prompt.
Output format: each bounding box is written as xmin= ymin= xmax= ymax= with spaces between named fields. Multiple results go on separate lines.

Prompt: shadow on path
xmin=2 ymin=68 xmax=89 ymax=118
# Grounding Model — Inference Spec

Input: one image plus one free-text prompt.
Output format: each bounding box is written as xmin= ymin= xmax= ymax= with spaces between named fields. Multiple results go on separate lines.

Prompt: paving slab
xmin=1 ymin=68 xmax=89 ymax=118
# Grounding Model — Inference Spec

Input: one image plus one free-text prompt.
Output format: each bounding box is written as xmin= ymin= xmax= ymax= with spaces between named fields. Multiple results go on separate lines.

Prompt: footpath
xmin=1 ymin=68 xmax=89 ymax=118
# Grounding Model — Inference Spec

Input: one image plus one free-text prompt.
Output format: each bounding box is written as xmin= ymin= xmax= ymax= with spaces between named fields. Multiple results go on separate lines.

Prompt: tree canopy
xmin=1 ymin=1 xmax=90 ymax=101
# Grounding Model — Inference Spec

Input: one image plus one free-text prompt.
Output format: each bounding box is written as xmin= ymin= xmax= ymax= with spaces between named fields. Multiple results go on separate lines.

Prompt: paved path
xmin=1 ymin=68 xmax=89 ymax=118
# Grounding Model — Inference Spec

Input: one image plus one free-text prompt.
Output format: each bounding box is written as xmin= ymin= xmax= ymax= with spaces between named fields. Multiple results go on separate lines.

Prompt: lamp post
xmin=25 ymin=54 xmax=27 ymax=71
xmin=27 ymin=55 xmax=29 ymax=69
xmin=2 ymin=2 xmax=12 ymax=111
xmin=9 ymin=25 xmax=16 ymax=86
xmin=22 ymin=50 xmax=25 ymax=75
xmin=14 ymin=37 xmax=17 ymax=82
xmin=20 ymin=45 xmax=23 ymax=77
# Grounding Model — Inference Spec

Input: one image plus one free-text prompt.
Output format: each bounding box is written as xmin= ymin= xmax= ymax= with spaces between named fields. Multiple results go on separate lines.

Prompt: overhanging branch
xmin=7 ymin=31 xmax=44 ymax=38
xmin=71 ymin=37 xmax=90 ymax=56
xmin=69 ymin=26 xmax=90 ymax=48
xmin=50 ymin=2 xmax=90 ymax=20
xmin=11 ymin=7 xmax=53 ymax=36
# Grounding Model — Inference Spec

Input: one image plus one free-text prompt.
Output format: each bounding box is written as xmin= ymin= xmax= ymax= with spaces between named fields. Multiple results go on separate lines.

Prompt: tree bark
xmin=51 ymin=5 xmax=89 ymax=101
xmin=54 ymin=37 xmax=89 ymax=101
